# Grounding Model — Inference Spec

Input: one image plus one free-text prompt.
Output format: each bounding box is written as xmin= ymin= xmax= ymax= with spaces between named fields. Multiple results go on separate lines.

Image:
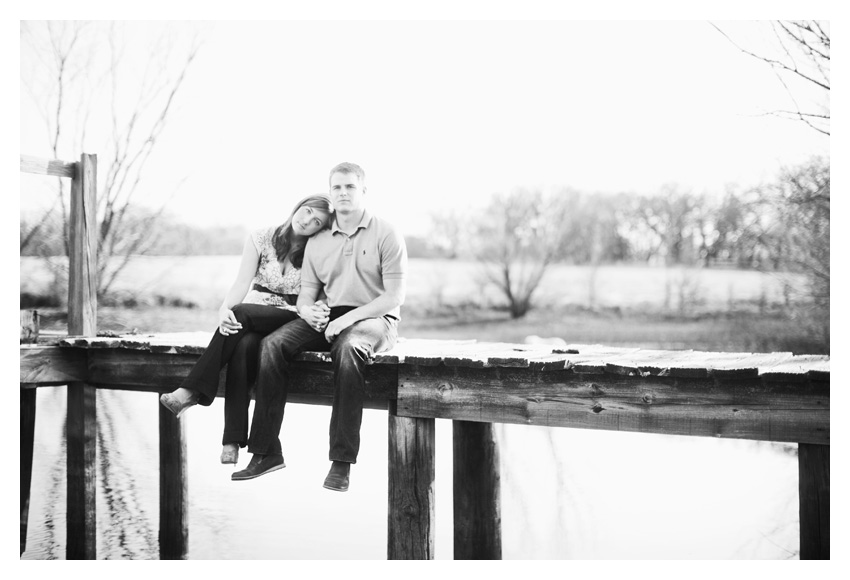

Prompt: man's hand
xmin=325 ymin=314 xmax=355 ymax=343
xmin=300 ymin=300 xmax=330 ymax=332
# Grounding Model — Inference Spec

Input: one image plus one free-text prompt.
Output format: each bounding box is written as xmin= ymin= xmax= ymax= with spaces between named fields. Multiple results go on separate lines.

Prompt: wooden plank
xmin=762 ymin=355 xmax=830 ymax=382
xmin=20 ymin=154 xmax=76 ymax=177
xmin=397 ymin=366 xmax=829 ymax=444
xmin=453 ymin=421 xmax=501 ymax=560
xmin=66 ymin=382 xmax=97 ymax=559
xmin=388 ymin=338 xmax=478 ymax=365
xmin=442 ymin=342 xmax=506 ymax=368
xmin=387 ymin=404 xmax=435 ymax=559
xmin=59 ymin=332 xmax=212 ymax=351
xmin=51 ymin=336 xmax=831 ymax=379
xmin=567 ymin=345 xmax=642 ymax=374
xmin=799 ymin=443 xmax=829 ymax=559
xmin=526 ymin=352 xmax=573 ymax=372
xmin=702 ymin=352 xmax=793 ymax=379
xmin=20 ymin=389 xmax=36 ymax=556
xmin=159 ymin=396 xmax=188 ymax=560
xmin=84 ymin=350 xmax=398 ymax=402
xmin=438 ymin=342 xmax=568 ymax=369
xmin=68 ymin=153 xmax=97 ymax=337
xmin=20 ymin=345 xmax=88 ymax=385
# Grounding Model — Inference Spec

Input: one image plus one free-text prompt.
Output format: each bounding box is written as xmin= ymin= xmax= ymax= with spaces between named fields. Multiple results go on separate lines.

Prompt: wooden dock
xmin=20 ymin=333 xmax=830 ymax=559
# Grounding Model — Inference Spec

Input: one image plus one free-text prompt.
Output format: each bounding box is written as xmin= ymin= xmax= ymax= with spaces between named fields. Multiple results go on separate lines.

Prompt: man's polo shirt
xmin=301 ymin=209 xmax=407 ymax=320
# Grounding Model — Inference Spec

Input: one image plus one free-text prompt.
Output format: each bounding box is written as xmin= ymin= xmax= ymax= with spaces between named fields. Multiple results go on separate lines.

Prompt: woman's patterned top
xmin=242 ymin=226 xmax=300 ymax=310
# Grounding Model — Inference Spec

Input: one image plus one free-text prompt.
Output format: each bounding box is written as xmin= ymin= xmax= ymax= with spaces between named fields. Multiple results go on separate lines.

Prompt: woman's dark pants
xmin=180 ymin=303 xmax=297 ymax=447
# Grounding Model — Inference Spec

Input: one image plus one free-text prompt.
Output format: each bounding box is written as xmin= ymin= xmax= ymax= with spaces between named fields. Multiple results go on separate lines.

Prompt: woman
xmin=160 ymin=194 xmax=334 ymax=465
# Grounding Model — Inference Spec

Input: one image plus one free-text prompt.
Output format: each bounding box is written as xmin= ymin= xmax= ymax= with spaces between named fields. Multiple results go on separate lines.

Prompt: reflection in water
xmin=22 ymin=389 xmax=800 ymax=560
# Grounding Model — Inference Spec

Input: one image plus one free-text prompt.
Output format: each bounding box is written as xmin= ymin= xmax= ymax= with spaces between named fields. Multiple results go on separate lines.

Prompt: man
xmin=232 ymin=162 xmax=407 ymax=491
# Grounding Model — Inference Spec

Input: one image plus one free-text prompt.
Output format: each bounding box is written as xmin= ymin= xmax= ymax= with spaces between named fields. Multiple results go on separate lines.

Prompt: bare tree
xmin=621 ymin=185 xmax=701 ymax=266
xmin=712 ymin=20 xmax=830 ymax=135
xmin=472 ymin=190 xmax=569 ymax=318
xmin=20 ymin=21 xmax=200 ymax=298
xmin=428 ymin=208 xmax=468 ymax=259
xmin=763 ymin=157 xmax=829 ymax=306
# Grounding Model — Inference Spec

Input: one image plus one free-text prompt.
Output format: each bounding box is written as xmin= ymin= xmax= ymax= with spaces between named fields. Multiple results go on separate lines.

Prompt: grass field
xmin=21 ymin=256 xmax=828 ymax=354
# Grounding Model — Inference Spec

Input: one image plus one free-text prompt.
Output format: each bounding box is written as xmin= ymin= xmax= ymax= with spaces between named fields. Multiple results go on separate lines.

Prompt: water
xmin=21 ymin=387 xmax=800 ymax=560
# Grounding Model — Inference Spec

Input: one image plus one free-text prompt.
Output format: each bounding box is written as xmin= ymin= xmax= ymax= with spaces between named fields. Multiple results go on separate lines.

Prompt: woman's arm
xmin=296 ymin=284 xmax=330 ymax=332
xmin=218 ymin=235 xmax=260 ymax=334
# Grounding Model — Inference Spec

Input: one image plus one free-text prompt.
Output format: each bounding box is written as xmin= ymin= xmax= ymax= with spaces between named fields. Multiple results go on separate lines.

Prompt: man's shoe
xmin=160 ymin=391 xmax=198 ymax=418
xmin=323 ymin=461 xmax=350 ymax=492
xmin=231 ymin=453 xmax=285 ymax=481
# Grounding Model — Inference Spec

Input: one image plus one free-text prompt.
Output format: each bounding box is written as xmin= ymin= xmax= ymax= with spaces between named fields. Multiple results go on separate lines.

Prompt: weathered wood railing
xmin=20 ymin=153 xmax=830 ymax=559
xmin=21 ymin=152 xmax=98 ymax=559
xmin=21 ymin=334 xmax=830 ymax=559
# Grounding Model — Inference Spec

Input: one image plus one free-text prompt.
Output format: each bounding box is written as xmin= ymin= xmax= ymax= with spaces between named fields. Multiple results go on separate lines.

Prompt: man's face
xmin=329 ymin=171 xmax=365 ymax=215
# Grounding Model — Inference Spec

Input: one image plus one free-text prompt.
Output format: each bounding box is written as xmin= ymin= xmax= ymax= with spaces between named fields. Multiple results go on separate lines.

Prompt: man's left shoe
xmin=323 ymin=461 xmax=350 ymax=492
xmin=231 ymin=453 xmax=285 ymax=481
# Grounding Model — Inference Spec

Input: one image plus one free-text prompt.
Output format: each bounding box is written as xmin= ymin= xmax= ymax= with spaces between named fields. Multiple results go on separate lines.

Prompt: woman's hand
xmin=218 ymin=306 xmax=242 ymax=335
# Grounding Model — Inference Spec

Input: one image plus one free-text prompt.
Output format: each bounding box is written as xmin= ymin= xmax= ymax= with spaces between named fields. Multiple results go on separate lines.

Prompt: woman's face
xmin=291 ymin=205 xmax=331 ymax=236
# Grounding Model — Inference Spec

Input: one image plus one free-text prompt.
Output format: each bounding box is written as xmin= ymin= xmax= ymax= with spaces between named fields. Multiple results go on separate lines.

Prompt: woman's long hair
xmin=272 ymin=194 xmax=334 ymax=268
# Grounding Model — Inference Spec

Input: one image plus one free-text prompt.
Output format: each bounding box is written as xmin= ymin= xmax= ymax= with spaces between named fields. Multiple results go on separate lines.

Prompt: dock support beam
xmin=388 ymin=405 xmax=435 ymax=559
xmin=799 ymin=443 xmax=829 ymax=559
xmin=159 ymin=402 xmax=189 ymax=559
xmin=66 ymin=382 xmax=97 ymax=559
xmin=452 ymin=421 xmax=502 ymax=559
xmin=20 ymin=388 xmax=36 ymax=556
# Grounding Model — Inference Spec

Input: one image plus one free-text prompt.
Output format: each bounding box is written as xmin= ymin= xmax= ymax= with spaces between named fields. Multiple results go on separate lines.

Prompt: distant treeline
xmin=20 ymin=212 xmax=445 ymax=258
xmin=429 ymin=156 xmax=829 ymax=277
xmin=20 ymin=156 xmax=829 ymax=279
xmin=20 ymin=213 xmax=250 ymax=257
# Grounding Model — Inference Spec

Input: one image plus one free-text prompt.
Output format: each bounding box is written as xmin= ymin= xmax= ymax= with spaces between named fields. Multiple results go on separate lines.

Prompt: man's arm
xmin=323 ymin=277 xmax=405 ymax=342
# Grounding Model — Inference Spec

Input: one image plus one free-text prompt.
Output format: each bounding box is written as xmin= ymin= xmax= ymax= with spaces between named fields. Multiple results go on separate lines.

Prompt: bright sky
xmin=18 ymin=16 xmax=830 ymax=237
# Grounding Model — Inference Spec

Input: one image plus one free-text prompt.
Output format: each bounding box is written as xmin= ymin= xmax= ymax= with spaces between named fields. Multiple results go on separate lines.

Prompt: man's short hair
xmin=329 ymin=162 xmax=366 ymax=186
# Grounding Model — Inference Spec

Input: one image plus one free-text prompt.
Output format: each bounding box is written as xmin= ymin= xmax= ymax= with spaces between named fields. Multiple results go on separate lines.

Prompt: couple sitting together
xmin=159 ymin=162 xmax=407 ymax=492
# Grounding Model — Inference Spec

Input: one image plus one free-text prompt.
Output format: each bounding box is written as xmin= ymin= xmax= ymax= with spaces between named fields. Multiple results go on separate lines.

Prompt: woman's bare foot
xmin=221 ymin=443 xmax=239 ymax=465
xmin=159 ymin=388 xmax=199 ymax=418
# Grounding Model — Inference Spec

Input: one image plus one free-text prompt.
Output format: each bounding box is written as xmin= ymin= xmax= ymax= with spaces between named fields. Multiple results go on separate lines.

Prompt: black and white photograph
xmin=15 ymin=4 xmax=837 ymax=563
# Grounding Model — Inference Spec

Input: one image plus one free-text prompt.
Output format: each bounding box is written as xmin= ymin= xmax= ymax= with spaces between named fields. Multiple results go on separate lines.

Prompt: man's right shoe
xmin=323 ymin=461 xmax=350 ymax=492
xmin=231 ymin=453 xmax=285 ymax=481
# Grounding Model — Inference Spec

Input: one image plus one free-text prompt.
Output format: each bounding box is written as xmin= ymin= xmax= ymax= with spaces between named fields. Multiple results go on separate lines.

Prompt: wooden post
xmin=20 ymin=312 xmax=39 ymax=555
xmin=68 ymin=153 xmax=97 ymax=337
xmin=799 ymin=443 xmax=829 ymax=559
xmin=20 ymin=388 xmax=36 ymax=556
xmin=388 ymin=403 xmax=435 ymax=559
xmin=66 ymin=153 xmax=98 ymax=560
xmin=20 ymin=310 xmax=39 ymax=344
xmin=452 ymin=420 xmax=501 ymax=559
xmin=159 ymin=402 xmax=188 ymax=559
xmin=66 ymin=382 xmax=97 ymax=559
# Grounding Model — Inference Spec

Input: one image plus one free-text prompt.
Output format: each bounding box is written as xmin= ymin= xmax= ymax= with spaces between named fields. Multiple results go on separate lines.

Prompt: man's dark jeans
xmin=247 ymin=312 xmax=398 ymax=463
xmin=180 ymin=303 xmax=297 ymax=447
